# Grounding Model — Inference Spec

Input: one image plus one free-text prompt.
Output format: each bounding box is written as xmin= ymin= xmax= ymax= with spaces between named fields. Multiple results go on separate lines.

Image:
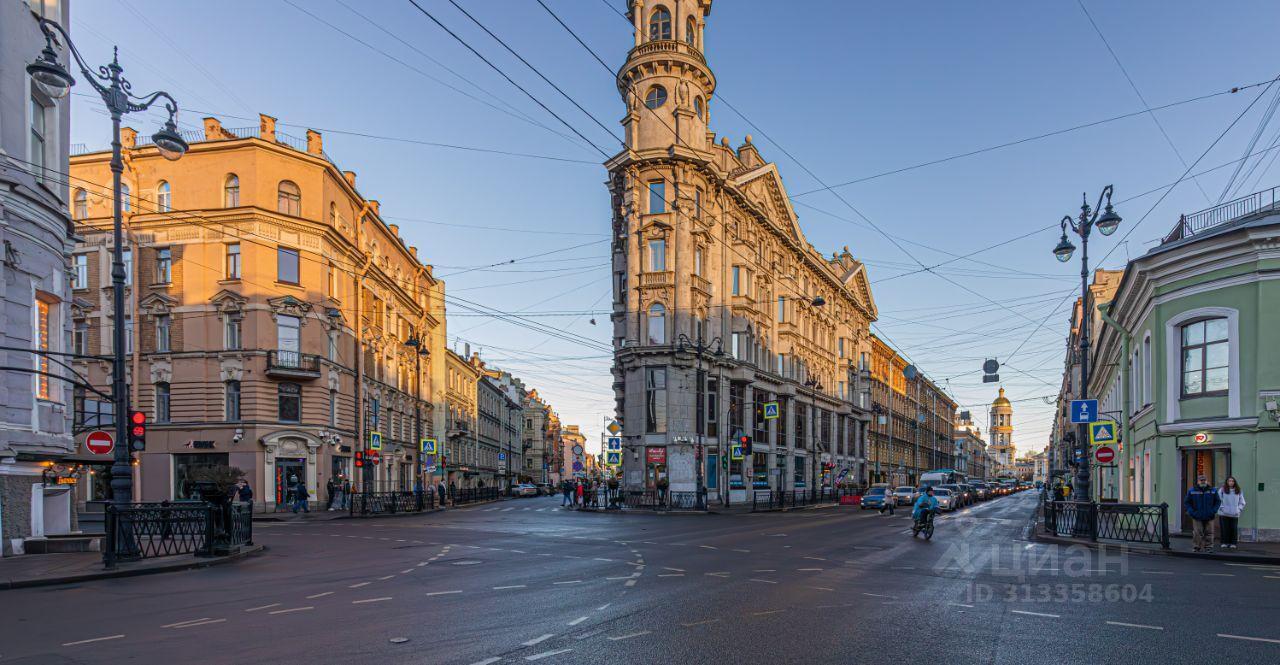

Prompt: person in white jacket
xmin=1217 ymin=476 xmax=1246 ymax=549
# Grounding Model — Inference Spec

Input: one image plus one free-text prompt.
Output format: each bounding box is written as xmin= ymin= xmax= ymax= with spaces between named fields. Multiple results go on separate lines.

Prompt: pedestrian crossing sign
xmin=421 ymin=438 xmax=436 ymax=454
xmin=606 ymin=451 xmax=622 ymax=466
xmin=730 ymin=444 xmax=745 ymax=461
xmin=1088 ymin=420 xmax=1118 ymax=446
xmin=763 ymin=401 xmax=780 ymax=420
xmin=370 ymin=431 xmax=382 ymax=450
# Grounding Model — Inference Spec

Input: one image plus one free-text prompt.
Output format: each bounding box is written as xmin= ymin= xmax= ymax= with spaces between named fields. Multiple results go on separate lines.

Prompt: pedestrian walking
xmin=561 ymin=480 xmax=572 ymax=507
xmin=879 ymin=490 xmax=896 ymax=515
xmin=234 ymin=479 xmax=254 ymax=506
xmin=437 ymin=480 xmax=447 ymax=508
xmin=1184 ymin=474 xmax=1221 ymax=552
xmin=1218 ymin=476 xmax=1246 ymax=550
xmin=325 ymin=476 xmax=337 ymax=511
xmin=338 ymin=477 xmax=350 ymax=510
xmin=291 ymin=479 xmax=310 ymax=514
xmin=575 ymin=480 xmax=584 ymax=508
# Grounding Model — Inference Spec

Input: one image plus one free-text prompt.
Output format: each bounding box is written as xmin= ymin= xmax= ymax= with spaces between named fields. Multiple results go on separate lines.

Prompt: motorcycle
xmin=911 ymin=509 xmax=936 ymax=540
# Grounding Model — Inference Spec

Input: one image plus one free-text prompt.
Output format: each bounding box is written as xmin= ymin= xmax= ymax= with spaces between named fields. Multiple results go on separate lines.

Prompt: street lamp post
xmin=404 ymin=335 xmax=430 ymax=500
xmin=28 ymin=22 xmax=188 ymax=508
xmin=1051 ymin=186 xmax=1122 ymax=503
xmin=677 ymin=331 xmax=722 ymax=511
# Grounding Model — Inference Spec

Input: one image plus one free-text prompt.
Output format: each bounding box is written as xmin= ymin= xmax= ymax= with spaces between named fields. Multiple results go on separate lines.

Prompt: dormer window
xmin=649 ymin=6 xmax=672 ymax=41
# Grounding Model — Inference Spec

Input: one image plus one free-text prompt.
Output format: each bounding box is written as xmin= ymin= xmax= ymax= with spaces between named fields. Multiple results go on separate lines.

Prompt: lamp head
xmin=1095 ymin=204 xmax=1122 ymax=236
xmin=151 ymin=118 xmax=188 ymax=161
xmin=1053 ymin=233 xmax=1076 ymax=262
xmin=27 ymin=39 xmax=74 ymax=99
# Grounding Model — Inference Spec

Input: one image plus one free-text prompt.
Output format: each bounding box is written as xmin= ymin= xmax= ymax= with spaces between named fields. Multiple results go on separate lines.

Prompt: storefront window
xmin=793 ymin=455 xmax=806 ymax=488
xmin=751 ymin=452 xmax=769 ymax=489
xmin=173 ymin=453 xmax=229 ymax=500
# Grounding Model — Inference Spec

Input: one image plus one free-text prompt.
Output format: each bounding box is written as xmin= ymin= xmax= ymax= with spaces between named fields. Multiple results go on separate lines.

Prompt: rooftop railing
xmin=1163 ymin=185 xmax=1279 ymax=244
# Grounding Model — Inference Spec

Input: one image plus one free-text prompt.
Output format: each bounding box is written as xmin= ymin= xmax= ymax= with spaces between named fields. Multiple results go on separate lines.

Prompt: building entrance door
xmin=1180 ymin=447 xmax=1230 ymax=532
xmin=275 ymin=458 xmax=306 ymax=506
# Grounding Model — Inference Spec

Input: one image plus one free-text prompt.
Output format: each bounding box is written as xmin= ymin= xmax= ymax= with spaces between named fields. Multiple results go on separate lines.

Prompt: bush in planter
xmin=187 ymin=466 xmax=247 ymax=554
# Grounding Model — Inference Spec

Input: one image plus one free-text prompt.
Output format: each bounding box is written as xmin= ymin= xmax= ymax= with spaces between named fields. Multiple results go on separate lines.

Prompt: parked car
xmin=957 ymin=483 xmax=977 ymax=505
xmin=932 ymin=487 xmax=957 ymax=511
xmin=513 ymin=483 xmax=539 ymax=497
xmin=968 ymin=482 xmax=987 ymax=500
xmin=893 ymin=486 xmax=918 ymax=506
xmin=938 ymin=484 xmax=967 ymax=507
xmin=860 ymin=486 xmax=894 ymax=510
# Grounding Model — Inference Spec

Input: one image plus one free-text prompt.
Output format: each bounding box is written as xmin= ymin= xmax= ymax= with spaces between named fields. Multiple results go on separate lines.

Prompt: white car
xmin=514 ymin=484 xmax=538 ymax=497
xmin=932 ymin=488 xmax=957 ymax=511
xmin=893 ymin=486 xmax=918 ymax=506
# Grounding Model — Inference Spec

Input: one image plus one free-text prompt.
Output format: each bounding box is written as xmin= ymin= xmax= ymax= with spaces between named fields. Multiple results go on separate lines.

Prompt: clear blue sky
xmin=68 ymin=0 xmax=1280 ymax=454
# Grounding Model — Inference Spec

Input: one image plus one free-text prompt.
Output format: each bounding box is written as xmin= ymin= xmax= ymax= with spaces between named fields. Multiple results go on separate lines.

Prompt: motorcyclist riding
xmin=912 ymin=486 xmax=939 ymax=528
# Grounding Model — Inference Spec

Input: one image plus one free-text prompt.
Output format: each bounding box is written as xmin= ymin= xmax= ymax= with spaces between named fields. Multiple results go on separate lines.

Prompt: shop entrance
xmin=275 ymin=458 xmax=306 ymax=506
xmin=1180 ymin=446 xmax=1230 ymax=532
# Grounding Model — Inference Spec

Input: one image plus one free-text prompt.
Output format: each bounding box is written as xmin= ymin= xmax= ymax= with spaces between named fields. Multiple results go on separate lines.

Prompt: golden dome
xmin=992 ymin=387 xmax=1012 ymax=408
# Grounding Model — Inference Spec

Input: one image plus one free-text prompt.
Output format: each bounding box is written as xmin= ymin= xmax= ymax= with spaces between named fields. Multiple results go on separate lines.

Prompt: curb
xmin=1031 ymin=528 xmax=1280 ymax=565
xmin=0 ymin=544 xmax=267 ymax=590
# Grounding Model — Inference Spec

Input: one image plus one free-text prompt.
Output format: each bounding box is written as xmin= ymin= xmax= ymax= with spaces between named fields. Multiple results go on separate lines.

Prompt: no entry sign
xmin=1094 ymin=445 xmax=1115 ymax=464
xmin=85 ymin=430 xmax=114 ymax=455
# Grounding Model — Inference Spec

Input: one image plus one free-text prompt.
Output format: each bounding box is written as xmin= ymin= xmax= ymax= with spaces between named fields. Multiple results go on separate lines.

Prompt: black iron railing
xmin=1043 ymin=500 xmax=1169 ymax=549
xmin=452 ymin=487 xmax=499 ymax=506
xmin=751 ymin=488 xmax=842 ymax=512
xmin=103 ymin=500 xmax=254 ymax=568
xmin=350 ymin=491 xmax=435 ymax=516
xmin=267 ymin=350 xmax=321 ymax=375
xmin=624 ymin=490 xmax=662 ymax=510
xmin=1163 ymin=185 xmax=1279 ymax=243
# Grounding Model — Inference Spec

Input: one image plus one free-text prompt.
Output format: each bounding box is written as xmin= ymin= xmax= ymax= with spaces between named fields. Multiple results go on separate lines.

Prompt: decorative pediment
xmin=730 ymin=163 xmax=804 ymax=245
xmin=70 ymin=297 xmax=95 ymax=319
xmin=138 ymin=292 xmax=179 ymax=315
xmin=267 ymin=295 xmax=313 ymax=319
xmin=210 ymin=289 xmax=248 ymax=314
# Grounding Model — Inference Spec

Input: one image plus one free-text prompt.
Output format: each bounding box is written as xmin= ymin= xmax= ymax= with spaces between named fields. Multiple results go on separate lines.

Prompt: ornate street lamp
xmin=1050 ymin=186 xmax=1122 ymax=504
xmin=677 ymin=331 xmax=722 ymax=511
xmin=29 ymin=19 xmax=186 ymax=509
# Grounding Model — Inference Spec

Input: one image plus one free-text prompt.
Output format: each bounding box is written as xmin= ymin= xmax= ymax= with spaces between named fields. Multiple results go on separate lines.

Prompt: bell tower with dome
xmin=989 ymin=388 xmax=1016 ymax=474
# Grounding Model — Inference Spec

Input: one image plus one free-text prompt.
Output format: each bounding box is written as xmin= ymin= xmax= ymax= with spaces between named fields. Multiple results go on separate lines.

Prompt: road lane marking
xmin=470 ymin=658 xmax=502 ymax=665
xmin=244 ymin=604 xmax=281 ymax=612
xmin=699 ymin=545 xmax=718 ymax=550
xmin=353 ymin=597 xmax=392 ymax=604
xmin=662 ymin=567 xmax=685 ymax=572
xmin=606 ymin=576 xmax=632 ymax=580
xmin=608 ymin=631 xmax=651 ymax=641
xmin=378 ymin=575 xmax=396 ymax=580
xmin=861 ymin=593 xmax=891 ymax=599
xmin=891 ymin=566 xmax=915 ymax=570
xmin=494 ymin=585 xmax=527 ymax=590
xmin=949 ymin=603 xmax=975 ymax=608
xmin=568 ymin=616 xmax=589 ymax=626
xmin=306 ymin=592 xmax=334 ymax=599
xmin=732 ymin=549 xmax=751 ymax=553
xmin=705 ymin=572 xmax=730 ymax=577
xmin=1201 ymin=573 xmax=1234 ymax=577
xmin=797 ymin=568 xmax=823 ymax=571
xmin=1011 ymin=610 xmax=1059 ymax=618
xmin=1141 ymin=570 xmax=1173 ymax=575
xmin=625 ymin=580 xmax=637 ymax=587
xmin=349 ymin=582 xmax=371 ymax=588
xmin=658 ymin=574 xmax=684 ymax=577
xmin=172 ymin=619 xmax=226 ymax=629
xmin=804 ymin=556 xmax=827 ymax=561
xmin=809 ymin=587 xmax=835 ymax=591
xmin=526 ymin=649 xmax=573 ymax=660
xmin=749 ymin=578 xmax=778 ymax=584
xmin=553 ymin=580 xmax=582 ymax=585
xmin=1218 ymin=634 xmax=1280 ymax=644
xmin=401 ymin=569 xmax=414 ymax=574
xmin=1107 ymin=621 xmax=1163 ymax=630
xmin=753 ymin=569 xmax=776 ymax=573
xmin=594 ymin=557 xmax=614 ymax=562
xmin=268 ymin=607 xmax=314 ymax=615
xmin=426 ymin=590 xmax=463 ymax=596
xmin=63 ymin=635 xmax=125 ymax=646
xmin=162 ymin=618 xmax=212 ymax=628
xmin=596 ymin=603 xmax=611 ymax=611
xmin=574 ymin=629 xmax=605 ymax=640
xmin=523 ymin=634 xmax=555 ymax=646
xmin=682 ymin=619 xmax=719 ymax=627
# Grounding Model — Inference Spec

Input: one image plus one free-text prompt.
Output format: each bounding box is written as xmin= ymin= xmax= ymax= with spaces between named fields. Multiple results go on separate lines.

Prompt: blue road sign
xmin=607 ymin=436 xmax=622 ymax=450
xmin=498 ymin=452 xmax=506 ymax=461
xmin=572 ymin=461 xmax=583 ymax=471
xmin=1070 ymin=399 xmax=1099 ymax=424
xmin=763 ymin=401 xmax=780 ymax=420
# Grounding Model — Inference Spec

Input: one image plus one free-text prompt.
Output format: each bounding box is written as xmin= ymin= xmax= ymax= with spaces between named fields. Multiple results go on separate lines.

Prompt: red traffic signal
xmin=738 ymin=435 xmax=750 ymax=445
xmin=354 ymin=451 xmax=365 ymax=468
xmin=128 ymin=410 xmax=146 ymax=451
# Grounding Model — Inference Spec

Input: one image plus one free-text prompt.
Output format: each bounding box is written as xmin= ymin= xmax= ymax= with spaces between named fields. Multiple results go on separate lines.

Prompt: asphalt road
xmin=2 ymin=492 xmax=1278 ymax=664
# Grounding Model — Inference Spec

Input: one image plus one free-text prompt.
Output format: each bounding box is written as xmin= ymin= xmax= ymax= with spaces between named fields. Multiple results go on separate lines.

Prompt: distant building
xmin=988 ymin=388 xmax=1016 ymax=475
xmin=953 ymin=411 xmax=990 ymax=480
xmin=562 ymin=425 xmax=587 ymax=480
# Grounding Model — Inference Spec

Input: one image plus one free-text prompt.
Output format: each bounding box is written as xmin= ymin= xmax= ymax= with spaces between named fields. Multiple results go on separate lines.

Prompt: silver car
xmin=932 ymin=488 xmax=957 ymax=511
xmin=893 ymin=486 xmax=918 ymax=506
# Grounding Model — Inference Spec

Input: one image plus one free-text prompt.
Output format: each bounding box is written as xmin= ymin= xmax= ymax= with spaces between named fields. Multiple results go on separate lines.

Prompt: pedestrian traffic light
xmin=354 ymin=451 xmax=364 ymax=468
xmin=738 ymin=434 xmax=750 ymax=448
xmin=128 ymin=411 xmax=146 ymax=451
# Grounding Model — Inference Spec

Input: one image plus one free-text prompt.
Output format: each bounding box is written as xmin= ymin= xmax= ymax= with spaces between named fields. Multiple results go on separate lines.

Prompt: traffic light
xmin=128 ymin=411 xmax=146 ymax=451
xmin=738 ymin=434 xmax=750 ymax=448
xmin=354 ymin=451 xmax=365 ymax=468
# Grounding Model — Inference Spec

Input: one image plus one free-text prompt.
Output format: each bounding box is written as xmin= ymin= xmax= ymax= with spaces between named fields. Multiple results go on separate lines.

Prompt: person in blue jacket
xmin=1184 ymin=474 xmax=1222 ymax=552
xmin=913 ymin=486 xmax=939 ymax=528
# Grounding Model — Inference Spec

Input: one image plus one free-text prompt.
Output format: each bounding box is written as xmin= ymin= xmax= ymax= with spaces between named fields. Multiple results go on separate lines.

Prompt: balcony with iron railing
xmin=626 ymin=39 xmax=706 ymax=66
xmin=76 ymin=127 xmax=338 ymax=167
xmin=1162 ymin=185 xmax=1280 ymax=244
xmin=266 ymin=350 xmax=321 ymax=379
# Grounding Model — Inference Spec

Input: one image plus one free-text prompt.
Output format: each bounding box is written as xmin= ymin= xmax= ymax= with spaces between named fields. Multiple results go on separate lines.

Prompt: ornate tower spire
xmin=617 ymin=1 xmax=715 ymax=153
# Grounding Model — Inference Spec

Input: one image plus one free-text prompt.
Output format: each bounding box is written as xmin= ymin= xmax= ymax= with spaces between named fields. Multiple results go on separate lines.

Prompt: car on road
xmin=938 ymin=484 xmax=968 ymax=507
xmin=968 ymin=482 xmax=987 ymax=500
xmin=957 ymin=483 xmax=977 ymax=505
xmin=893 ymin=486 xmax=918 ymax=506
xmin=932 ymin=487 xmax=957 ymax=511
xmin=860 ymin=486 xmax=894 ymax=510
xmin=513 ymin=483 xmax=539 ymax=497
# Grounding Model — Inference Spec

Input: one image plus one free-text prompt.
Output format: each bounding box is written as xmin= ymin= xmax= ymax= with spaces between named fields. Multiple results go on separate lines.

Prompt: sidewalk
xmin=0 ymin=545 xmax=265 ymax=590
xmin=1032 ymin=516 xmax=1280 ymax=564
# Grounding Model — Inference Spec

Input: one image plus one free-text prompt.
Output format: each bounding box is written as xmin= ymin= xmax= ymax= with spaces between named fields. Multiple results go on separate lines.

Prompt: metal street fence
xmin=751 ymin=488 xmax=845 ymax=512
xmin=350 ymin=491 xmax=435 ymax=516
xmin=452 ymin=487 xmax=499 ymax=506
xmin=1043 ymin=500 xmax=1169 ymax=549
xmin=619 ymin=490 xmax=707 ymax=511
xmin=103 ymin=501 xmax=254 ymax=568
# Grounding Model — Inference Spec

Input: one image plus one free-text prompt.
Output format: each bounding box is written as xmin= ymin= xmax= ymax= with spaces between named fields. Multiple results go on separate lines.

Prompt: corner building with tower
xmin=609 ymin=0 xmax=877 ymax=503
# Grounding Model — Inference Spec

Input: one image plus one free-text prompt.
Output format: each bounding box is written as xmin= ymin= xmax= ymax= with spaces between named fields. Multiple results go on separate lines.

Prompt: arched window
xmin=649 ymin=6 xmax=672 ymax=40
xmin=685 ymin=16 xmax=697 ymax=45
xmin=647 ymin=303 xmax=666 ymax=345
xmin=121 ymin=183 xmax=131 ymax=211
xmin=645 ymin=85 xmax=667 ymax=110
xmin=224 ymin=174 xmax=239 ymax=207
xmin=73 ymin=188 xmax=88 ymax=219
xmin=693 ymin=96 xmax=704 ymax=119
xmin=277 ymin=180 xmax=301 ymax=216
xmin=157 ymin=180 xmax=171 ymax=212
